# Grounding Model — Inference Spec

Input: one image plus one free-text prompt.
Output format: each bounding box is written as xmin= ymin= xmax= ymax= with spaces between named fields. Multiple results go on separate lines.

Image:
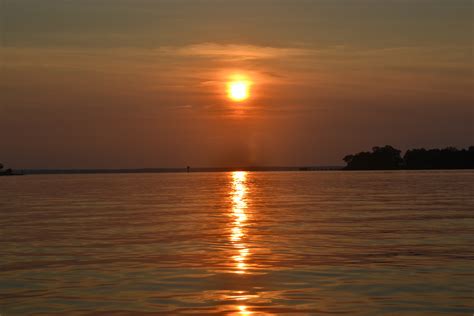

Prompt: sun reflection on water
xmin=230 ymin=171 xmax=250 ymax=275
xmin=228 ymin=171 xmax=261 ymax=315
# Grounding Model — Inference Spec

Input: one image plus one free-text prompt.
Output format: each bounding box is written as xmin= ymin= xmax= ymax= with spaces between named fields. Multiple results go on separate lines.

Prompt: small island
xmin=343 ymin=145 xmax=474 ymax=170
xmin=0 ymin=163 xmax=22 ymax=176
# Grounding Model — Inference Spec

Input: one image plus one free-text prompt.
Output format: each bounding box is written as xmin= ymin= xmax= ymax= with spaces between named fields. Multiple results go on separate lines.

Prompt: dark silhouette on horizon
xmin=343 ymin=146 xmax=474 ymax=170
xmin=0 ymin=162 xmax=14 ymax=176
xmin=343 ymin=146 xmax=403 ymax=170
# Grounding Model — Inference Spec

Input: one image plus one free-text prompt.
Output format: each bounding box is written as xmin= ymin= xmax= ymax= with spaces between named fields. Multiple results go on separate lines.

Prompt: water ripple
xmin=1 ymin=171 xmax=473 ymax=315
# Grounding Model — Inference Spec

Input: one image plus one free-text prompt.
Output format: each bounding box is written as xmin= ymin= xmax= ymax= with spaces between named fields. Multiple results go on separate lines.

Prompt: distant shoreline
xmin=4 ymin=145 xmax=472 ymax=176
xmin=343 ymin=145 xmax=474 ymax=170
xmin=7 ymin=166 xmax=474 ymax=176
xmin=16 ymin=166 xmax=342 ymax=175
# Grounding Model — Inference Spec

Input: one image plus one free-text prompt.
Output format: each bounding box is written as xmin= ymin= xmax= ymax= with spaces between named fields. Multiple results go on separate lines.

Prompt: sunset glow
xmin=2 ymin=1 xmax=473 ymax=315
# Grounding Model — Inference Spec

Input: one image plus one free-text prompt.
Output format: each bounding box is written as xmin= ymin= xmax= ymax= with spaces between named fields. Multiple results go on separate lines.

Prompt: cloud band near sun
xmin=158 ymin=43 xmax=313 ymax=60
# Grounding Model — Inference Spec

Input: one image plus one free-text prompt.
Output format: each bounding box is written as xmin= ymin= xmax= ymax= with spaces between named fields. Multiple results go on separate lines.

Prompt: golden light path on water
xmin=230 ymin=171 xmax=249 ymax=274
xmin=229 ymin=171 xmax=253 ymax=315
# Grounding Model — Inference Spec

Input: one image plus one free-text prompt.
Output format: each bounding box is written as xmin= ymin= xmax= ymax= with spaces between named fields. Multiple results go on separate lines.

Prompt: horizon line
xmin=15 ymin=165 xmax=343 ymax=175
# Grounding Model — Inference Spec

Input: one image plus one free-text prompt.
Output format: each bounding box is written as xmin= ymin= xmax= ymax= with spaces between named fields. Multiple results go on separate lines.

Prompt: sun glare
xmin=228 ymin=78 xmax=250 ymax=102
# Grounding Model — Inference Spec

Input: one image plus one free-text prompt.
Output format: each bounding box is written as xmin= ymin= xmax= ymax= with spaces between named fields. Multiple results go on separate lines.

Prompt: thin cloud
xmin=158 ymin=43 xmax=313 ymax=60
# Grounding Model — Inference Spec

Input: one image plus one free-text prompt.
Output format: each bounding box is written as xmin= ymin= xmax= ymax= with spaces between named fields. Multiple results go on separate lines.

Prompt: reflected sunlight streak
xmin=230 ymin=171 xmax=250 ymax=275
xmin=228 ymin=171 xmax=257 ymax=315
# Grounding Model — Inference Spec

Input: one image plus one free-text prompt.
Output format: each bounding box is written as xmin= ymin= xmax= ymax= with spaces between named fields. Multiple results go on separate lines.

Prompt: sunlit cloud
xmin=158 ymin=43 xmax=313 ymax=60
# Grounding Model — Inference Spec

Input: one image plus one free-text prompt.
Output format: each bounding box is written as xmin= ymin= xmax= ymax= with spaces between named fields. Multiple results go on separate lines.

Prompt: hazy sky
xmin=1 ymin=0 xmax=473 ymax=168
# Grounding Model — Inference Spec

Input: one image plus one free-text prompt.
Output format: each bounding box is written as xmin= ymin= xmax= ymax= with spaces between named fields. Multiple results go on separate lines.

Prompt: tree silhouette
xmin=343 ymin=145 xmax=403 ymax=170
xmin=404 ymin=147 xmax=474 ymax=169
xmin=344 ymin=146 xmax=474 ymax=170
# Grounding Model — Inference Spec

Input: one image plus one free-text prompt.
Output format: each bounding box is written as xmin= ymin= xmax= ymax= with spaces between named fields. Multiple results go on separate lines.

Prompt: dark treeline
xmin=343 ymin=145 xmax=474 ymax=170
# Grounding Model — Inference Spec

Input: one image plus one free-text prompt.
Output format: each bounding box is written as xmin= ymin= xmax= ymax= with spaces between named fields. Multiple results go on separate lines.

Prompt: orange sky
xmin=1 ymin=0 xmax=473 ymax=168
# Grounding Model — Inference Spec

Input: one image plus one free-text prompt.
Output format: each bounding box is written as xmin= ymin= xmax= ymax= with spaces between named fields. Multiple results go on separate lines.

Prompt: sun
xmin=228 ymin=79 xmax=250 ymax=102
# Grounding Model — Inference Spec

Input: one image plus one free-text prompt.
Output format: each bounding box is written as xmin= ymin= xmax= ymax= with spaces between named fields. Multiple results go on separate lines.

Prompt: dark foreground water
xmin=0 ymin=171 xmax=473 ymax=315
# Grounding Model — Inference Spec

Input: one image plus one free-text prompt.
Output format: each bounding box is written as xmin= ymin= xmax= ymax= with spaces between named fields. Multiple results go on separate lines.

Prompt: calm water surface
xmin=1 ymin=171 xmax=473 ymax=315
